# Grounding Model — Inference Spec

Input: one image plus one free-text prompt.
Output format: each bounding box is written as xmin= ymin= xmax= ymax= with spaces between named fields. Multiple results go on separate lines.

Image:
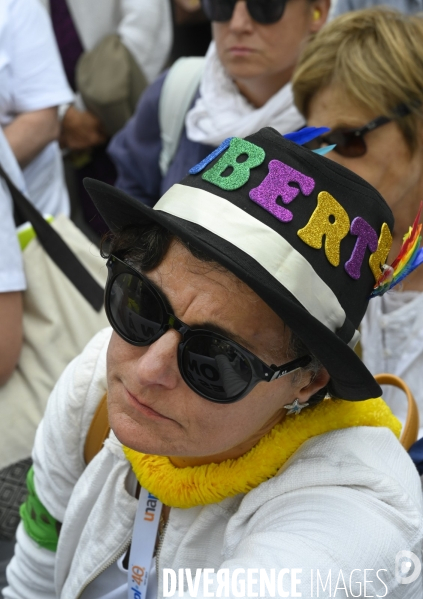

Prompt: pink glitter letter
xmin=249 ymin=159 xmax=315 ymax=222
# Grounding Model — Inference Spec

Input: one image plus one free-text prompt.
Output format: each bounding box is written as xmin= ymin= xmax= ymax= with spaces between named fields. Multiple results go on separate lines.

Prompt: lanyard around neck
xmin=128 ymin=487 xmax=163 ymax=599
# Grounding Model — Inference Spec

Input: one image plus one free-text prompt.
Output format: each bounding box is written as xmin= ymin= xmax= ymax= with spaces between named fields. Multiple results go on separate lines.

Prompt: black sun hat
xmin=84 ymin=127 xmax=397 ymax=401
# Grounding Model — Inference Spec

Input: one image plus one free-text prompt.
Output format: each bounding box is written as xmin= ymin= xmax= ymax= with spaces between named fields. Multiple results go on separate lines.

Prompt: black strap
xmin=0 ymin=164 xmax=104 ymax=311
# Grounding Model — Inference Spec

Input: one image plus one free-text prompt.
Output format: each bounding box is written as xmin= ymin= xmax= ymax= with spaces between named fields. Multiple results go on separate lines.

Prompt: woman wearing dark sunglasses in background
xmin=5 ymin=128 xmax=423 ymax=598
xmin=292 ymin=8 xmax=423 ymax=439
xmin=108 ymin=0 xmax=329 ymax=207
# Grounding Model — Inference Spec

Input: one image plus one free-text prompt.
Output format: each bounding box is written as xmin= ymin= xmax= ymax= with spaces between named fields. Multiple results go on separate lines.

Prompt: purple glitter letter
xmin=344 ymin=217 xmax=378 ymax=280
xmin=249 ymin=160 xmax=315 ymax=222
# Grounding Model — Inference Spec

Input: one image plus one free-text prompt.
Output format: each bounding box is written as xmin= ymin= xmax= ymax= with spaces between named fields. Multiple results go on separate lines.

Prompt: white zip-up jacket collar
xmin=4 ymin=328 xmax=423 ymax=599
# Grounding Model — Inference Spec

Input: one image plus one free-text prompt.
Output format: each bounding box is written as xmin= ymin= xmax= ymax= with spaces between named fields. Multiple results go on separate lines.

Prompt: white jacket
xmin=38 ymin=0 xmax=173 ymax=84
xmin=4 ymin=329 xmax=423 ymax=599
xmin=361 ymin=293 xmax=423 ymax=439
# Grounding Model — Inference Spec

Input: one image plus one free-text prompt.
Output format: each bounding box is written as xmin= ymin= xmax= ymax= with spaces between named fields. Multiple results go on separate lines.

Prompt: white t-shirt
xmin=0 ymin=0 xmax=73 ymax=217
xmin=38 ymin=0 xmax=173 ymax=86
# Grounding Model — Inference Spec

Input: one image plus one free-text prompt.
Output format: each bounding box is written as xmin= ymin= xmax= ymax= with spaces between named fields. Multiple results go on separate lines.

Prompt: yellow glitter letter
xmin=297 ymin=191 xmax=350 ymax=267
xmin=368 ymin=223 xmax=393 ymax=282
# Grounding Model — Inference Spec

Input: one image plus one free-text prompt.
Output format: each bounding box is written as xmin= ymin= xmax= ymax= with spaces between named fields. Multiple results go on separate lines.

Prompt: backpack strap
xmin=84 ymin=394 xmax=110 ymax=464
xmin=0 ymin=163 xmax=104 ymax=311
xmin=158 ymin=57 xmax=205 ymax=177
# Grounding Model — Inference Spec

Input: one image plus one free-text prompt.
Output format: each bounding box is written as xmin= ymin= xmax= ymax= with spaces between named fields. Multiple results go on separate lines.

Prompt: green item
xmin=20 ymin=467 xmax=59 ymax=552
xmin=202 ymin=138 xmax=265 ymax=190
xmin=17 ymin=215 xmax=54 ymax=251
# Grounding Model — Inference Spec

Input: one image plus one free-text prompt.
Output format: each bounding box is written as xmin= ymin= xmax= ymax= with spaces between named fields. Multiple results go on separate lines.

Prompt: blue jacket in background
xmin=108 ymin=72 xmax=214 ymax=207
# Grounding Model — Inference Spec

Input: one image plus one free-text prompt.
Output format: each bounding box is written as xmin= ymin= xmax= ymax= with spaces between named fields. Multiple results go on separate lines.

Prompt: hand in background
xmin=60 ymin=106 xmax=108 ymax=151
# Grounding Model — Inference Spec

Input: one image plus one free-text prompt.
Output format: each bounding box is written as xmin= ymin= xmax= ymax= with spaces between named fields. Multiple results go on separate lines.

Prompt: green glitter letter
xmin=202 ymin=138 xmax=265 ymax=191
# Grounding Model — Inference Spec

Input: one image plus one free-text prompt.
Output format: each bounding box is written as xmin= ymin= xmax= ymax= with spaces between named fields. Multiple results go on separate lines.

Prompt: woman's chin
xmin=223 ymin=58 xmax=265 ymax=81
xmin=110 ymin=410 xmax=172 ymax=455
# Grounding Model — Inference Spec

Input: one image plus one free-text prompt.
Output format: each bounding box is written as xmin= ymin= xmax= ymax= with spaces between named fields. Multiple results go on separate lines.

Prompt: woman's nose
xmin=228 ymin=1 xmax=254 ymax=32
xmin=135 ymin=330 xmax=181 ymax=389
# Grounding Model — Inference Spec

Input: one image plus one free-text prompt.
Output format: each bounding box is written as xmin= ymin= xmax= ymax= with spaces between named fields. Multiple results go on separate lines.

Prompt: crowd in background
xmin=1 ymin=0 xmax=423 ymax=595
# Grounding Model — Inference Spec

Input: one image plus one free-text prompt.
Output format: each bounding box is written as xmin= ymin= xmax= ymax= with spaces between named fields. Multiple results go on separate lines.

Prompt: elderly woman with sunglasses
xmin=292 ymin=8 xmax=423 ymax=438
xmin=107 ymin=0 xmax=329 ymax=207
xmin=4 ymin=128 xmax=423 ymax=598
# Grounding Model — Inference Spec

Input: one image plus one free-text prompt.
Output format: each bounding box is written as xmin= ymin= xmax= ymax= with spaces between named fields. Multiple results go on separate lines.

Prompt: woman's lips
xmin=125 ymin=387 xmax=172 ymax=421
xmin=228 ymin=46 xmax=256 ymax=56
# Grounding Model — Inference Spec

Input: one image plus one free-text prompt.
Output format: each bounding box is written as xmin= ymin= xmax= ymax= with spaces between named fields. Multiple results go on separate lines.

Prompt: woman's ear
xmin=296 ymin=367 xmax=331 ymax=404
xmin=309 ymin=0 xmax=330 ymax=34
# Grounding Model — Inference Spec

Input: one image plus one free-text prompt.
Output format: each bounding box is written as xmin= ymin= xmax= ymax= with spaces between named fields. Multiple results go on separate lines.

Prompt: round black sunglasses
xmin=201 ymin=0 xmax=287 ymax=24
xmin=305 ymin=103 xmax=412 ymax=158
xmin=105 ymin=255 xmax=311 ymax=404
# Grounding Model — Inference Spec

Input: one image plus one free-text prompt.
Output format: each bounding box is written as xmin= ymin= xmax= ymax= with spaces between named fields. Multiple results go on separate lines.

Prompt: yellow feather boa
xmin=123 ymin=397 xmax=401 ymax=509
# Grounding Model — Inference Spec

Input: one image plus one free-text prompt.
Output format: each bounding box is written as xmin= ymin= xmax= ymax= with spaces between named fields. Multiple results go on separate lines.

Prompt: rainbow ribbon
xmin=371 ymin=203 xmax=423 ymax=297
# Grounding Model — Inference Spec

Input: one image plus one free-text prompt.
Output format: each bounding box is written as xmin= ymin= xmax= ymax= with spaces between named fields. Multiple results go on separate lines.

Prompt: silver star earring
xmin=284 ymin=399 xmax=309 ymax=415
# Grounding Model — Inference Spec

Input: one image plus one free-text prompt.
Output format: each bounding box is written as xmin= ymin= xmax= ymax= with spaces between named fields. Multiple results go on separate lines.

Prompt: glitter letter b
xmin=202 ymin=138 xmax=265 ymax=191
xmin=297 ymin=191 xmax=350 ymax=267
xmin=249 ymin=159 xmax=315 ymax=222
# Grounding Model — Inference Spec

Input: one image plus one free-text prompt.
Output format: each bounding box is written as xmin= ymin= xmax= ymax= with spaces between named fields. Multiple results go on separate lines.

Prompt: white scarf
xmin=185 ymin=42 xmax=305 ymax=147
